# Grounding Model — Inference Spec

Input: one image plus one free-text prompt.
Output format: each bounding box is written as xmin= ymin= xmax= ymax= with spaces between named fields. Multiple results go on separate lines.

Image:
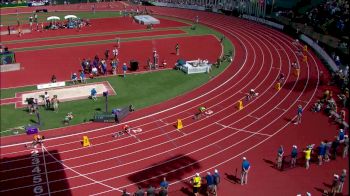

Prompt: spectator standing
xmin=241 ymin=157 xmax=250 ymax=185
xmin=44 ymin=92 xmax=50 ymax=109
xmin=175 ymin=43 xmax=179 ymax=55
xmin=291 ymin=145 xmax=298 ymax=168
xmin=294 ymin=105 xmax=303 ymax=125
xmin=146 ymin=185 xmax=155 ymax=196
xmin=195 ymin=15 xmax=199 ymax=24
xmin=104 ymin=49 xmax=109 ymax=60
xmin=134 ymin=186 xmax=144 ymax=196
xmin=276 ymin=145 xmax=284 ymax=170
xmin=111 ymin=58 xmax=118 ymax=75
xmin=338 ymin=169 xmax=347 ymax=193
xmin=331 ymin=174 xmax=339 ymax=196
xmin=318 ymin=142 xmax=326 ymax=165
xmin=8 ymin=25 xmax=11 ymax=35
xmin=122 ymin=63 xmax=128 ymax=78
xmin=34 ymin=13 xmax=38 ymax=25
xmin=112 ymin=47 xmax=118 ymax=58
xmin=205 ymin=172 xmax=214 ymax=195
xmin=325 ymin=140 xmax=332 ymax=162
xmin=191 ymin=173 xmax=201 ymax=196
xmin=212 ymin=169 xmax=220 ymax=196
xmin=159 ymin=177 xmax=169 ymax=190
xmin=343 ymin=135 xmax=349 ymax=158
xmin=331 ymin=136 xmax=340 ymax=160
xmin=303 ymin=145 xmax=312 ymax=169
xmin=338 ymin=129 xmax=345 ymax=142
xmin=51 ymin=95 xmax=59 ymax=112
xmin=158 ymin=187 xmax=168 ymax=196
xmin=116 ymin=37 xmax=121 ymax=48
xmin=122 ymin=189 xmax=130 ymax=196
xmin=29 ymin=16 xmax=33 ymax=30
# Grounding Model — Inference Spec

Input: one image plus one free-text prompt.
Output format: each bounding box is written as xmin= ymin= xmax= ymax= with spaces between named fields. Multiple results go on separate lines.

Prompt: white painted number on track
xmin=31 ymin=149 xmax=43 ymax=194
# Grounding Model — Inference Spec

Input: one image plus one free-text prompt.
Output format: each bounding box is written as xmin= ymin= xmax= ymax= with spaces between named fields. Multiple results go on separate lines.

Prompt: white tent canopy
xmin=64 ymin=15 xmax=77 ymax=19
xmin=47 ymin=16 xmax=60 ymax=21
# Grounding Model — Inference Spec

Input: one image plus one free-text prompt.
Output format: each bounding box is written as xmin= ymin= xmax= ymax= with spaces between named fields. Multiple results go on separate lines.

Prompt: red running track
xmin=1 ymin=17 xmax=190 ymax=42
xmin=0 ymin=34 xmax=221 ymax=88
xmin=0 ymin=5 xmax=348 ymax=196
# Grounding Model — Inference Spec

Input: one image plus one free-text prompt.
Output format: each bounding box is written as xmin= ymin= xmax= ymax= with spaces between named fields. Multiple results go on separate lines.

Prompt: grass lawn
xmin=0 ymin=12 xmax=234 ymax=136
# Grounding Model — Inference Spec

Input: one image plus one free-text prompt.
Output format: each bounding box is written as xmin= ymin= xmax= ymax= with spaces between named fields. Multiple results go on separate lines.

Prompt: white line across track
xmin=0 ymin=8 xmax=320 ymax=195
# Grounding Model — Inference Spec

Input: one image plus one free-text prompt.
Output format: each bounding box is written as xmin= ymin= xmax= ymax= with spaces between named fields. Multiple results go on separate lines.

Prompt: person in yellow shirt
xmin=304 ymin=145 xmax=313 ymax=169
xmin=191 ymin=173 xmax=201 ymax=196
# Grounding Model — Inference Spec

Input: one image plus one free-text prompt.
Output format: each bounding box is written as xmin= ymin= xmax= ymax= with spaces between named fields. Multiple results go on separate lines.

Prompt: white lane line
xmin=276 ymin=107 xmax=287 ymax=112
xmin=215 ymin=122 xmax=271 ymax=137
xmin=41 ymin=145 xmax=51 ymax=196
xmin=0 ymin=13 xmax=320 ymax=194
xmin=247 ymin=115 xmax=260 ymax=120
xmin=42 ymin=145 xmax=122 ymax=194
xmin=0 ymin=13 xmax=280 ymax=175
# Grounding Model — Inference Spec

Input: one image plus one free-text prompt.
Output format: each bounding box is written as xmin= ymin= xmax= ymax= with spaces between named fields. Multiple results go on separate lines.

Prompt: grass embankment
xmin=0 ymin=14 xmax=234 ymax=136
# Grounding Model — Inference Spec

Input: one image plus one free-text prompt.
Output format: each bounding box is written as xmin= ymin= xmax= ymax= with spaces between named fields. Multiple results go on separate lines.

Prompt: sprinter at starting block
xmin=25 ymin=134 xmax=45 ymax=148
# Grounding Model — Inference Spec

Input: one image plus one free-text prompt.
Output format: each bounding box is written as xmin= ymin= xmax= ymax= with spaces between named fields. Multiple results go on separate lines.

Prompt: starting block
xmin=294 ymin=68 xmax=300 ymax=77
xmin=303 ymin=45 xmax=308 ymax=52
xmin=82 ymin=136 xmax=91 ymax=147
xmin=132 ymin=128 xmax=142 ymax=133
xmin=177 ymin=119 xmax=183 ymax=129
xmin=303 ymin=55 xmax=307 ymax=62
xmin=237 ymin=100 xmax=243 ymax=110
xmin=275 ymin=82 xmax=281 ymax=91
xmin=204 ymin=109 xmax=213 ymax=115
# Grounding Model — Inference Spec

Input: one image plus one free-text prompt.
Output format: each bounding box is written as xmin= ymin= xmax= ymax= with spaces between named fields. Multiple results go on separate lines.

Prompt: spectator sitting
xmin=311 ymin=100 xmax=322 ymax=112
xmin=161 ymin=59 xmax=167 ymax=68
xmin=71 ymin=73 xmax=78 ymax=84
xmin=63 ymin=112 xmax=74 ymax=125
xmin=51 ymin=74 xmax=57 ymax=83
xmin=80 ymin=71 xmax=86 ymax=83
xmin=91 ymin=66 xmax=98 ymax=77
xmin=90 ymin=88 xmax=97 ymax=101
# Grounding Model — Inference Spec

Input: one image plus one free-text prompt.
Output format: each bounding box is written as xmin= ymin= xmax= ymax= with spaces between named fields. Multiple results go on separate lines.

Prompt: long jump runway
xmin=1 ymin=7 xmax=345 ymax=196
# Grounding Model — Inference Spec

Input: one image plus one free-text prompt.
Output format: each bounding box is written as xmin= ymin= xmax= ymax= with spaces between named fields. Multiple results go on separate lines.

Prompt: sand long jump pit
xmin=15 ymin=81 xmax=116 ymax=108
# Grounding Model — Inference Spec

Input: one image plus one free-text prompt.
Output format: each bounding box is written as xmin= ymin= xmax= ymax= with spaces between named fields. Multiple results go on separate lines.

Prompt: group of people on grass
xmin=79 ymin=46 xmax=126 ymax=79
xmin=26 ymin=92 xmax=60 ymax=114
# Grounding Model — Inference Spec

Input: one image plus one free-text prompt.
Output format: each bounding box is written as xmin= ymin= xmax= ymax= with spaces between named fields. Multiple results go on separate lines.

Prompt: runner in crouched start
xmin=194 ymin=106 xmax=214 ymax=120
xmin=25 ymin=134 xmax=45 ymax=148
xmin=113 ymin=125 xmax=132 ymax=138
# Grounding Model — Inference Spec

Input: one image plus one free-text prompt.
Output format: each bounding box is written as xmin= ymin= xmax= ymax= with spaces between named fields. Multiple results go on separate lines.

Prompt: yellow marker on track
xmin=82 ymin=136 xmax=91 ymax=147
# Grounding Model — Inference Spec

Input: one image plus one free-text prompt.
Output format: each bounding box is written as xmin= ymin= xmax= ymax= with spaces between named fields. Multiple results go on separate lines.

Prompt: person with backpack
xmin=212 ymin=169 xmax=220 ymax=196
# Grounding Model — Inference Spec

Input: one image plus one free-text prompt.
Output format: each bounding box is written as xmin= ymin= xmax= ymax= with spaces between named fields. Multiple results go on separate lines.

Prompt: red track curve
xmin=0 ymin=5 xmax=348 ymax=196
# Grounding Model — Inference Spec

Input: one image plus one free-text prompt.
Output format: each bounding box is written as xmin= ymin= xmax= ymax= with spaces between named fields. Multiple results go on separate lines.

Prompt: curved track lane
xmin=1 ymin=7 xmax=347 ymax=196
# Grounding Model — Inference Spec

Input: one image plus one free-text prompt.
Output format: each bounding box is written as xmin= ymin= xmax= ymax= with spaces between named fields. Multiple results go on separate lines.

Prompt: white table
xmin=181 ymin=60 xmax=211 ymax=74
